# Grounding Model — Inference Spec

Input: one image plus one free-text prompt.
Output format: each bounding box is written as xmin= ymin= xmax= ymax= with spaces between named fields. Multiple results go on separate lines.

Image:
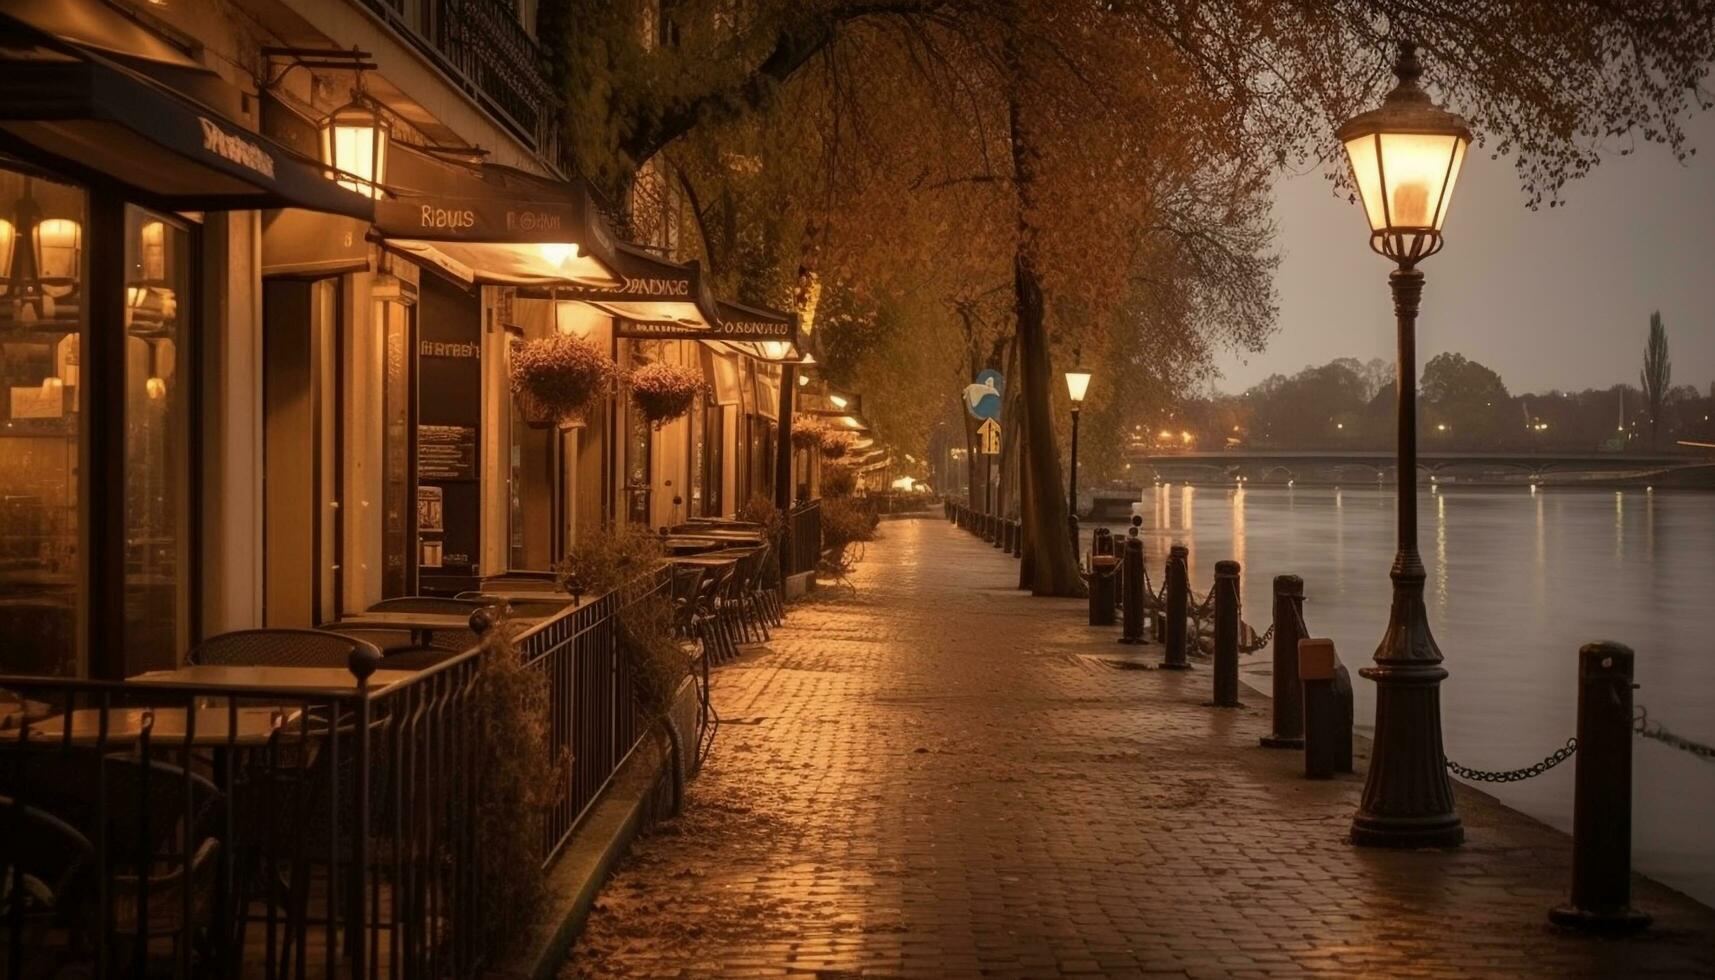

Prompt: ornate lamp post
xmin=1337 ymin=41 xmax=1471 ymax=848
xmin=1064 ymin=352 xmax=1092 ymax=552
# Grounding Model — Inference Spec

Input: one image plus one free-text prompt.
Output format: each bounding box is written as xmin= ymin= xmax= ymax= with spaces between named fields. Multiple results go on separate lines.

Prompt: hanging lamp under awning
xmin=0 ymin=16 xmax=374 ymax=220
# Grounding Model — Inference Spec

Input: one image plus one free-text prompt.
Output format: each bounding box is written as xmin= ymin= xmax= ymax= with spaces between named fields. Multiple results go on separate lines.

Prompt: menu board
xmin=418 ymin=424 xmax=476 ymax=480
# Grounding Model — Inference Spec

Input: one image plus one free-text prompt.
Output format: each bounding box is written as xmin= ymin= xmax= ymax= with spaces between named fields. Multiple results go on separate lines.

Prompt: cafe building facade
xmin=0 ymin=0 xmax=808 ymax=681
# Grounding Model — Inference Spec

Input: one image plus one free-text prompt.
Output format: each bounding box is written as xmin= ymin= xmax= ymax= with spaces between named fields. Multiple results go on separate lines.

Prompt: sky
xmin=1212 ymin=111 xmax=1715 ymax=397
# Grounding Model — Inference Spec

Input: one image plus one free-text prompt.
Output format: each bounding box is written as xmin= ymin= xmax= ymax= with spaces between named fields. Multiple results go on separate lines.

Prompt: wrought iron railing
xmin=357 ymin=0 xmax=565 ymax=169
xmin=785 ymin=501 xmax=822 ymax=578
xmin=514 ymin=567 xmax=670 ymax=865
xmin=0 ymin=573 xmax=672 ymax=977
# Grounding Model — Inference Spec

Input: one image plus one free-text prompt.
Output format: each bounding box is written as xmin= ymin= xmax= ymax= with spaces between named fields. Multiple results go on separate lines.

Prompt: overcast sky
xmin=1213 ymin=111 xmax=1715 ymax=397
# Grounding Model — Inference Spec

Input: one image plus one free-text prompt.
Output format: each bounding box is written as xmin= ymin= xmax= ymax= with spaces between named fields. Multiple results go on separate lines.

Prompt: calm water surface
xmin=1105 ymin=484 xmax=1715 ymax=907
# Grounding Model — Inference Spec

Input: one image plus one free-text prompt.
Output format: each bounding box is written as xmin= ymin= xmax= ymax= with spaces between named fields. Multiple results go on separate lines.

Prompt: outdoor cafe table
xmin=664 ymin=536 xmax=727 ymax=556
xmin=324 ymin=610 xmax=491 ymax=647
xmin=128 ymin=664 xmax=419 ymax=693
xmin=2 ymin=705 xmax=307 ymax=747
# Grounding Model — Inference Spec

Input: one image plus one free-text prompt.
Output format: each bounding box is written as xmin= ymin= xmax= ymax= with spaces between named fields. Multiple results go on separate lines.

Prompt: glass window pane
xmin=125 ymin=206 xmax=189 ymax=674
xmin=382 ymin=300 xmax=411 ymax=597
xmin=0 ymin=165 xmax=84 ymax=676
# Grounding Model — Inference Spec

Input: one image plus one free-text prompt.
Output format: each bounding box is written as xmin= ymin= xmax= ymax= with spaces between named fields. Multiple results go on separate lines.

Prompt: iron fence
xmin=0 ymin=573 xmax=669 ymax=978
xmin=785 ymin=501 xmax=822 ymax=578
xmin=515 ymin=568 xmax=669 ymax=865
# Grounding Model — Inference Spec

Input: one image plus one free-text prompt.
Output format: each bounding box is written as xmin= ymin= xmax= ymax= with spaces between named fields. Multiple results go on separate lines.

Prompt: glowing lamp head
xmin=1336 ymin=42 xmax=1472 ymax=265
xmin=33 ymin=218 xmax=81 ymax=295
xmin=145 ymin=376 xmax=167 ymax=400
xmin=320 ymin=95 xmax=390 ymax=198
xmin=828 ymin=394 xmax=848 ymax=410
xmin=539 ymin=243 xmax=580 ymax=267
xmin=0 ymin=218 xmax=15 ymax=282
xmin=1064 ymin=368 xmax=1091 ymax=404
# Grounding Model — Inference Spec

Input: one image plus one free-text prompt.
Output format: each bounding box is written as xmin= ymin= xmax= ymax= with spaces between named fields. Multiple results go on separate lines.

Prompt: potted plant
xmin=819 ymin=427 xmax=855 ymax=460
xmin=627 ymin=361 xmax=704 ymax=426
xmin=790 ymin=416 xmax=829 ymax=450
xmin=509 ymin=335 xmax=614 ymax=429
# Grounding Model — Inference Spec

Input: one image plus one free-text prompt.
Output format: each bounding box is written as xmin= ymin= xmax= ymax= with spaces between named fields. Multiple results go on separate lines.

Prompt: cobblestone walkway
xmin=563 ymin=518 xmax=1715 ymax=978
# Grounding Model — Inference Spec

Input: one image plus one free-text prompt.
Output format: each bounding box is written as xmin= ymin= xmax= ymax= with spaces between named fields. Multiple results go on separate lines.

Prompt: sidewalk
xmin=561 ymin=518 xmax=1715 ymax=978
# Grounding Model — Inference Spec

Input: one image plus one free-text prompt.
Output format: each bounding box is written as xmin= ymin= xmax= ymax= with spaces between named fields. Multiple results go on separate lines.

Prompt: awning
xmin=375 ymin=143 xmax=618 ymax=287
xmin=528 ymin=241 xmax=719 ymax=331
xmin=701 ymin=298 xmax=804 ymax=361
xmin=0 ymin=16 xmax=374 ymax=220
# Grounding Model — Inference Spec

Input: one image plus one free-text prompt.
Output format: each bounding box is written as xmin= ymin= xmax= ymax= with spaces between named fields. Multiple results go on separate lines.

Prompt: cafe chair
xmin=189 ymin=629 xmax=380 ymax=670
xmin=0 ymin=795 xmax=95 ymax=977
xmin=0 ymin=757 xmax=224 ymax=975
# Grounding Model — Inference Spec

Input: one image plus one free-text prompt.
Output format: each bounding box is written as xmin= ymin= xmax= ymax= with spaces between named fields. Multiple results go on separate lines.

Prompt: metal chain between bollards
xmin=1240 ymin=622 xmax=1275 ymax=654
xmin=1634 ymin=706 xmax=1715 ymax=763
xmin=1445 ymin=738 xmax=1578 ymax=783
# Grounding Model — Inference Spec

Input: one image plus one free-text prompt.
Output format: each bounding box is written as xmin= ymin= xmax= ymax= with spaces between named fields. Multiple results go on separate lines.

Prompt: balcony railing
xmin=358 ymin=0 xmax=566 ymax=171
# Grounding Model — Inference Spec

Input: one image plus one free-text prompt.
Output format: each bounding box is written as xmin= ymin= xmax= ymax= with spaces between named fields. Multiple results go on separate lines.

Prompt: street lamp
xmin=1336 ymin=40 xmax=1471 ymax=849
xmin=1064 ymin=351 xmax=1092 ymax=551
xmin=320 ymin=92 xmax=390 ymax=199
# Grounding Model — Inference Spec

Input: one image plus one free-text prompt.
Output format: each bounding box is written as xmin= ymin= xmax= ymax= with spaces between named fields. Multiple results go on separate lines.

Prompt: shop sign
xmin=198 ymin=117 xmax=277 ymax=178
xmin=375 ymin=196 xmax=585 ymax=243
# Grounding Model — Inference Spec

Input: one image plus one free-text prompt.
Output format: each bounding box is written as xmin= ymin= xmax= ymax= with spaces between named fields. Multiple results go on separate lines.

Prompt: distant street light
xmin=1337 ymin=40 xmax=1471 ymax=849
xmin=1065 ymin=352 xmax=1092 ymax=546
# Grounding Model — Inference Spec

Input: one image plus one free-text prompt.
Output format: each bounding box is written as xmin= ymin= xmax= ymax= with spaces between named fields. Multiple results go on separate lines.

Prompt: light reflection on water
xmin=1109 ymin=484 xmax=1715 ymax=907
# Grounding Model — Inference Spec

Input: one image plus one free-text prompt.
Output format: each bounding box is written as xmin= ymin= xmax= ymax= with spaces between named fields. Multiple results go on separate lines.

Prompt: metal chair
xmin=0 ymin=794 xmax=95 ymax=975
xmin=189 ymin=629 xmax=380 ymax=669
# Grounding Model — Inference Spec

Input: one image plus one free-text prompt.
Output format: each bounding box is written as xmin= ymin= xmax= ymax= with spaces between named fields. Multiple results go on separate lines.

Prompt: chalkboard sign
xmin=418 ymin=424 xmax=476 ymax=480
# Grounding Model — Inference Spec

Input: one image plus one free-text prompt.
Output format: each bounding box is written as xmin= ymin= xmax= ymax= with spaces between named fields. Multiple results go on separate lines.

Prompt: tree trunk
xmin=1006 ymin=54 xmax=1084 ymax=598
xmin=998 ymin=334 xmax=1022 ymax=519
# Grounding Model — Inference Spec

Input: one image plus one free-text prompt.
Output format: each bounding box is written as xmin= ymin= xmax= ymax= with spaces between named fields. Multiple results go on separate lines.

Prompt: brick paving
xmin=562 ymin=517 xmax=1715 ymax=978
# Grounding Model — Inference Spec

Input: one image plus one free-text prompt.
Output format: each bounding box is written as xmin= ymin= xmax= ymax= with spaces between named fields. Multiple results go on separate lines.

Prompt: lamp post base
xmin=1351 ymin=564 xmax=1463 ymax=849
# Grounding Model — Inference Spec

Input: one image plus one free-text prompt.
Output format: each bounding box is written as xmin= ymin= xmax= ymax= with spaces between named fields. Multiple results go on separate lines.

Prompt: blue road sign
xmin=963 ymin=369 xmax=1004 ymax=421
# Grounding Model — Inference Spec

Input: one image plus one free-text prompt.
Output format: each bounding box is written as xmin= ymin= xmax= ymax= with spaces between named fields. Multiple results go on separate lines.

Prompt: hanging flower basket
xmin=628 ymin=361 xmax=704 ymax=426
xmin=820 ymin=428 xmax=855 ymax=460
xmin=510 ymin=335 xmax=613 ymax=429
xmin=791 ymin=416 xmax=829 ymax=450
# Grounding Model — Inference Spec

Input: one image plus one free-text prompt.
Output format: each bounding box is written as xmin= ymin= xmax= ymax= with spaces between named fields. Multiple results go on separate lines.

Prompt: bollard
xmin=1012 ymin=520 xmax=1023 ymax=558
xmin=1117 ymin=536 xmax=1146 ymax=644
xmin=1260 ymin=575 xmax=1307 ymax=748
xmin=1298 ymin=638 xmax=1354 ymax=778
xmin=1088 ymin=554 xmax=1118 ymax=626
xmin=994 ymin=513 xmax=1005 ymax=549
xmin=1068 ymin=514 xmax=1081 ymax=569
xmin=1550 ymin=642 xmax=1651 ymax=932
xmin=1161 ymin=545 xmax=1191 ymax=669
xmin=1210 ymin=560 xmax=1241 ymax=706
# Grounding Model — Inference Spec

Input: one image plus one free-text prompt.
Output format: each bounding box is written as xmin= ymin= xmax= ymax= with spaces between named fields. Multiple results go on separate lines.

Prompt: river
xmin=1101 ymin=483 xmax=1715 ymax=908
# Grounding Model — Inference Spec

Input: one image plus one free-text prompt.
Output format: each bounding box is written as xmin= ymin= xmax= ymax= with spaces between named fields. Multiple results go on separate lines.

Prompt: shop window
xmin=381 ymin=298 xmax=413 ymax=597
xmin=0 ymin=167 xmax=85 ymax=676
xmin=124 ymin=207 xmax=192 ymax=671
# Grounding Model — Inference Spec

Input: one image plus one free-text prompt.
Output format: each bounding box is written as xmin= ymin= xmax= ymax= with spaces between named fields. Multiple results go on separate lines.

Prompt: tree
xmin=1421 ymin=353 xmax=1512 ymax=449
xmin=550 ymin=0 xmax=1715 ymax=595
xmin=1640 ymin=311 xmax=1672 ymax=450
